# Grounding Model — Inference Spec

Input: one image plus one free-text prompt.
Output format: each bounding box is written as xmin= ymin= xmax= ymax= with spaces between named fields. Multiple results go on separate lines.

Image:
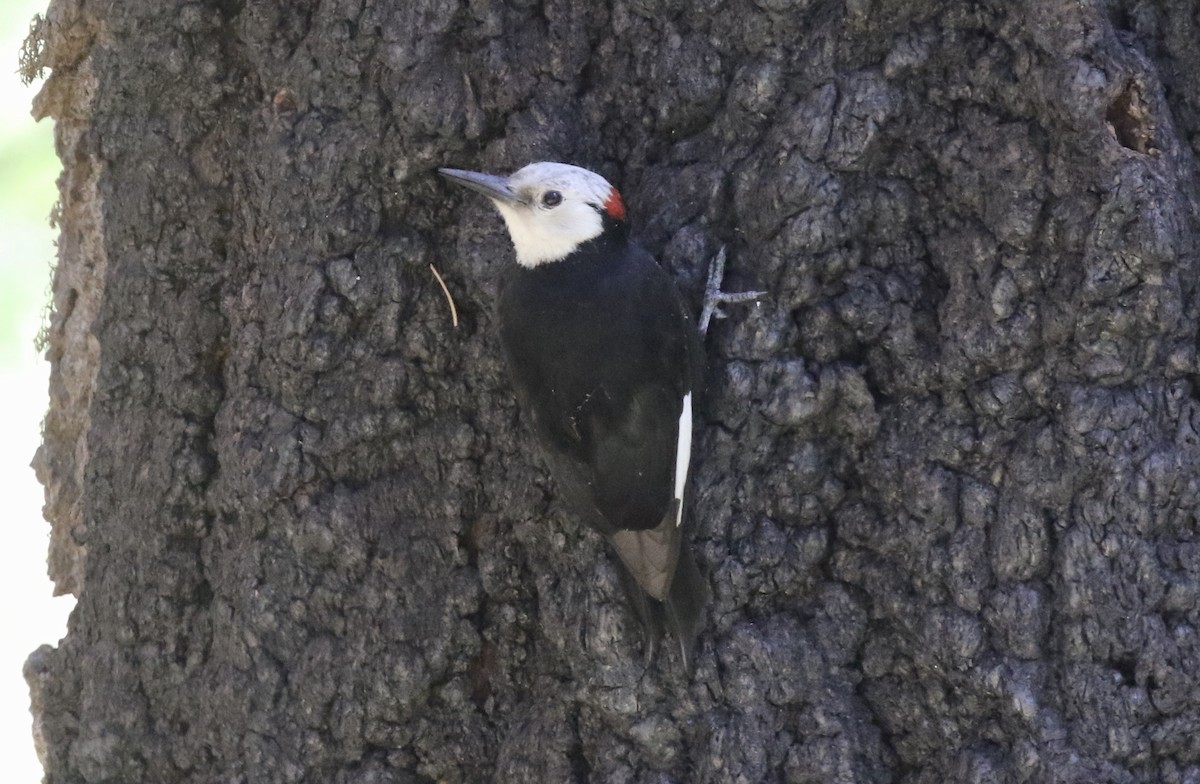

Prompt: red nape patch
xmin=603 ymin=188 xmax=626 ymax=221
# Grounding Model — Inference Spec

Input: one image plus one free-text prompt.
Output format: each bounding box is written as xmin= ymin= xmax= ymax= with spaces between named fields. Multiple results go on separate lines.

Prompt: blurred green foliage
xmin=1 ymin=6 xmax=67 ymax=784
xmin=1 ymin=1 xmax=58 ymax=369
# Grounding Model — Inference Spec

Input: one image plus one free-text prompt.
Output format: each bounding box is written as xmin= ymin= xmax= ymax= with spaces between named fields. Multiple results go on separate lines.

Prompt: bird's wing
xmin=499 ymin=245 xmax=698 ymax=535
xmin=525 ymin=367 xmax=682 ymax=535
xmin=585 ymin=378 xmax=684 ymax=531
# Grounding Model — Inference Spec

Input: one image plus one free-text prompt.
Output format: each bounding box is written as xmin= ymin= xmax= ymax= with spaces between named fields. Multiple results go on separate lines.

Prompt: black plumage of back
xmin=497 ymin=227 xmax=707 ymax=668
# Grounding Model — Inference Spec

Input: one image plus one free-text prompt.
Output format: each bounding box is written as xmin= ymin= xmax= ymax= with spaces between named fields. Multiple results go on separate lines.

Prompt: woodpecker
xmin=440 ymin=162 xmax=754 ymax=670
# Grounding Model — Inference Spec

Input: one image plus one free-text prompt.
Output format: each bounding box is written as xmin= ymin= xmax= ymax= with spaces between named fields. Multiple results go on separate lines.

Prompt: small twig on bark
xmin=429 ymin=263 xmax=459 ymax=328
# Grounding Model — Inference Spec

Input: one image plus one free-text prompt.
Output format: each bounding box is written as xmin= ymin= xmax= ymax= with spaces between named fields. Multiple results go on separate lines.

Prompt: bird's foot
xmin=699 ymin=247 xmax=766 ymax=335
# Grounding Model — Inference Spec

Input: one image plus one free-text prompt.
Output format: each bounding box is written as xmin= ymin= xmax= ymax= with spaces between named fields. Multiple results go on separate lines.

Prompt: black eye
xmin=542 ymin=190 xmax=563 ymax=208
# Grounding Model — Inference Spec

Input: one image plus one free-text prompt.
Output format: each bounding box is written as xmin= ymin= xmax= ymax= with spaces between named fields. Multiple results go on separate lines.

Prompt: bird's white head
xmin=439 ymin=162 xmax=627 ymax=267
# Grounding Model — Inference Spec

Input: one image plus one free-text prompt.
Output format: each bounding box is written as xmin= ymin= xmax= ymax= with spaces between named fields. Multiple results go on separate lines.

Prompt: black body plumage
xmin=499 ymin=226 xmax=707 ymax=668
xmin=498 ymin=226 xmax=693 ymax=535
xmin=440 ymin=162 xmax=709 ymax=669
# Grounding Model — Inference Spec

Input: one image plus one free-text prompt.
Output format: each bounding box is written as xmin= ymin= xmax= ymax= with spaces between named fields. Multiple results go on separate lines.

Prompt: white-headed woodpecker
xmin=440 ymin=162 xmax=752 ymax=670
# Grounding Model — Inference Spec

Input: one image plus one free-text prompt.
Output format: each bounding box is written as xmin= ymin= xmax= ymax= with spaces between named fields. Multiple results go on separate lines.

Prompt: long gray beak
xmin=439 ymin=168 xmax=523 ymax=206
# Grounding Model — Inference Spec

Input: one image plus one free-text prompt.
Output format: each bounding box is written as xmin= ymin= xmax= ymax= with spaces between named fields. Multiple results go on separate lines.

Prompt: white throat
xmin=483 ymin=161 xmax=618 ymax=268
xmin=493 ymin=200 xmax=603 ymax=267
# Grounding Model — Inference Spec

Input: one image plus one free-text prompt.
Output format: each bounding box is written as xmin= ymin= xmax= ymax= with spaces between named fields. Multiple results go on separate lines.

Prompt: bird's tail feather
xmin=610 ymin=502 xmax=708 ymax=671
xmin=615 ymin=562 xmax=662 ymax=666
xmin=663 ymin=537 xmax=707 ymax=672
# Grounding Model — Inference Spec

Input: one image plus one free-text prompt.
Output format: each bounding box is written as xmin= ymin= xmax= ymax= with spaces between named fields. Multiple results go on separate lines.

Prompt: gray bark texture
xmin=20 ymin=0 xmax=1200 ymax=781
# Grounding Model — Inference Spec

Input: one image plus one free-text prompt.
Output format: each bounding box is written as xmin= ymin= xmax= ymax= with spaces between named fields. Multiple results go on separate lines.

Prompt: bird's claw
xmin=699 ymin=247 xmax=766 ymax=335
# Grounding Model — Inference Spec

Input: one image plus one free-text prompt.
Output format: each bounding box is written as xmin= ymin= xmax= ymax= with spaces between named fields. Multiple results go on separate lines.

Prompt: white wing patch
xmin=673 ymin=392 xmax=693 ymax=527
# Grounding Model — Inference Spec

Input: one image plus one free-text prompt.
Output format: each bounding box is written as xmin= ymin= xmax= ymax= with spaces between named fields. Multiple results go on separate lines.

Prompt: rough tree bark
xmin=21 ymin=0 xmax=1200 ymax=781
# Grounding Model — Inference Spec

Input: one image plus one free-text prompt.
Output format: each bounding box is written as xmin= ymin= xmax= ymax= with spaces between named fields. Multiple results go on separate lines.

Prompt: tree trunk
xmin=23 ymin=0 xmax=1200 ymax=781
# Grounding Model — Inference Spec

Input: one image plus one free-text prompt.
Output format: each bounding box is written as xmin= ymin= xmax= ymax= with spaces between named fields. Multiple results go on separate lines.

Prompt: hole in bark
xmin=1113 ymin=656 xmax=1137 ymax=684
xmin=468 ymin=640 xmax=496 ymax=706
xmin=193 ymin=579 xmax=214 ymax=607
xmin=213 ymin=0 xmax=245 ymax=22
xmin=1108 ymin=7 xmax=1133 ymax=33
xmin=1106 ymin=81 xmax=1157 ymax=154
